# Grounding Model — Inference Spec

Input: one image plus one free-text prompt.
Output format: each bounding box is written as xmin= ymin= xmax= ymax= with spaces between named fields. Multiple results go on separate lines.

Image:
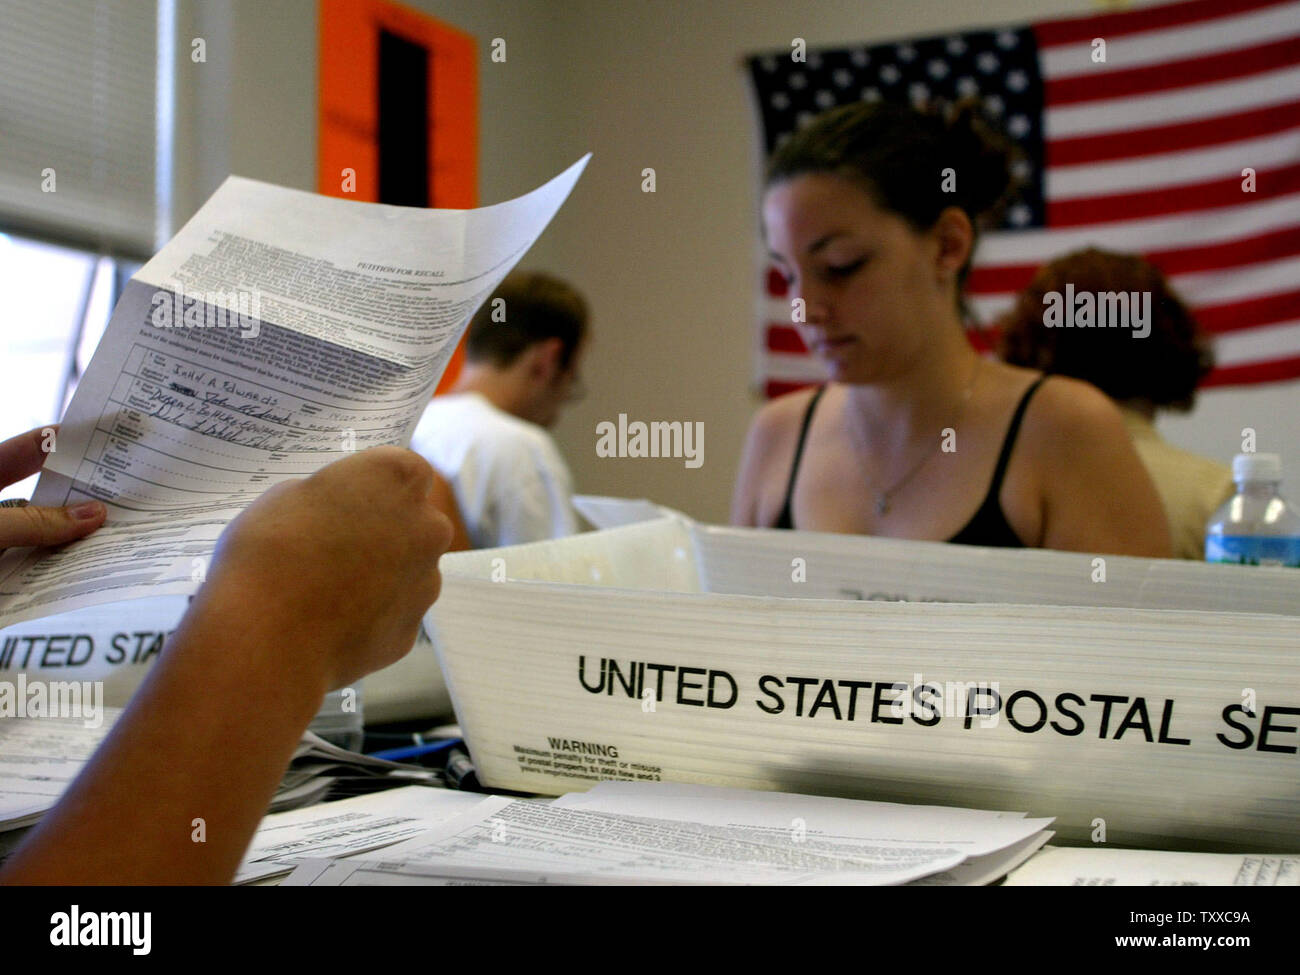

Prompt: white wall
xmin=539 ymin=0 xmax=1129 ymax=522
xmin=171 ymin=0 xmax=572 ymax=256
xmin=1161 ymin=381 xmax=1300 ymax=483
xmin=172 ymin=0 xmax=1300 ymax=520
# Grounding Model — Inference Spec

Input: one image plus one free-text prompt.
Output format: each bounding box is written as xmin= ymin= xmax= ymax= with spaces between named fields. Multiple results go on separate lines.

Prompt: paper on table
xmin=333 ymin=794 xmax=1009 ymax=885
xmin=282 ymin=856 xmax=528 ymax=886
xmin=0 ymin=157 xmax=589 ymax=627
xmin=0 ymin=712 xmax=437 ymax=833
xmin=235 ymin=785 xmax=486 ymax=884
xmin=1004 ymin=846 xmax=1300 ymax=885
xmin=266 ymin=731 xmax=443 ymax=812
xmin=0 ymin=709 xmax=121 ymax=831
xmin=553 ymin=781 xmax=1054 ymax=883
xmin=908 ymin=832 xmax=1053 ymax=886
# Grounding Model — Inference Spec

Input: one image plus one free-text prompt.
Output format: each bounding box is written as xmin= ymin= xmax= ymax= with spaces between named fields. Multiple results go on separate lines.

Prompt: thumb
xmin=0 ymin=501 xmax=107 ymax=549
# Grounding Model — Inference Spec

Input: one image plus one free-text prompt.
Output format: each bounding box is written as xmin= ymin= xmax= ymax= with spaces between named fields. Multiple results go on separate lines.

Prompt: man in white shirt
xmin=411 ymin=270 xmax=587 ymax=548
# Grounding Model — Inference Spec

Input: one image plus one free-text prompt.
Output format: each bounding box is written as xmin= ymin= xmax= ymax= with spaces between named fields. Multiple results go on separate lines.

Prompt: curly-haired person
xmin=998 ymin=247 xmax=1232 ymax=559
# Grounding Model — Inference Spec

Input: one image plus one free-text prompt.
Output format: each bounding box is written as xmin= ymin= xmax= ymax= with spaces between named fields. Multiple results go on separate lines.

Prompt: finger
xmin=0 ymin=426 xmax=59 ymax=488
xmin=0 ymin=501 xmax=106 ymax=549
xmin=386 ymin=446 xmax=435 ymax=497
xmin=427 ymin=509 xmax=455 ymax=558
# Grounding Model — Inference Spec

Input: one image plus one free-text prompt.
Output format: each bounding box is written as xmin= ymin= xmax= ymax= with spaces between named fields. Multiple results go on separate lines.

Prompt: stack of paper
xmin=1004 ymin=847 xmax=1300 ymax=885
xmin=0 ymin=713 xmax=443 ymax=840
xmin=236 ymin=786 xmax=485 ymax=884
xmin=277 ymin=781 xmax=1052 ymax=885
xmin=0 ymin=709 xmax=123 ymax=832
xmin=271 ymin=732 xmax=445 ymax=812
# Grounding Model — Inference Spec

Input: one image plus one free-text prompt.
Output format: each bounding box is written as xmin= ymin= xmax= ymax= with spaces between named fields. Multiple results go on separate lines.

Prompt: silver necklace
xmin=871 ymin=358 xmax=982 ymax=516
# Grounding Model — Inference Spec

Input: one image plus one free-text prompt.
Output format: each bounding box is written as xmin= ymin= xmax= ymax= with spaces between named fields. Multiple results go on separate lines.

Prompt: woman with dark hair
xmin=998 ymin=248 xmax=1233 ymax=559
xmin=731 ymin=100 xmax=1171 ymax=557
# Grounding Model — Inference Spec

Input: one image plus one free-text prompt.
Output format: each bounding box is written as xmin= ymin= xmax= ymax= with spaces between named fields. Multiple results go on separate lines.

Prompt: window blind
xmin=0 ymin=0 xmax=162 ymax=258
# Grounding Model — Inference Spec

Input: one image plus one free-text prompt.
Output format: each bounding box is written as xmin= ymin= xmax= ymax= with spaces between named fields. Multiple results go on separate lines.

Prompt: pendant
xmin=875 ymin=495 xmax=889 ymax=515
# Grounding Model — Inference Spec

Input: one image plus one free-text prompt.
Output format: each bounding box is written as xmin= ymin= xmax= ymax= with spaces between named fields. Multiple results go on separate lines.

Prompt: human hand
xmin=188 ymin=446 xmax=453 ymax=692
xmin=0 ymin=426 xmax=106 ymax=550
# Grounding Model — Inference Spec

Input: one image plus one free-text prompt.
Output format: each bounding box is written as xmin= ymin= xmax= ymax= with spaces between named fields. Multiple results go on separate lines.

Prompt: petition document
xmin=1004 ymin=846 xmax=1300 ymax=885
xmin=555 ymin=781 xmax=1054 ymax=886
xmin=285 ymin=793 xmax=1027 ymax=885
xmin=0 ymin=710 xmax=120 ymax=830
xmin=0 ymin=158 xmax=589 ymax=627
xmin=235 ymin=786 xmax=485 ymax=884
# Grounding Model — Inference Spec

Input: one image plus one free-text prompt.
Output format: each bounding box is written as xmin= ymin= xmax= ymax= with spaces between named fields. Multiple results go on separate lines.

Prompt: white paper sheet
xmin=907 ymin=832 xmax=1054 ymax=886
xmin=553 ymin=781 xmax=1054 ymax=884
xmin=0 ymin=157 xmax=589 ymax=627
xmin=1004 ymin=846 xmax=1300 ymax=885
xmin=235 ymin=785 xmax=486 ymax=884
xmin=281 ymin=856 xmax=527 ymax=886
xmin=0 ymin=709 xmax=121 ymax=830
xmin=312 ymin=791 xmax=1041 ymax=885
xmin=0 ymin=714 xmax=445 ymax=835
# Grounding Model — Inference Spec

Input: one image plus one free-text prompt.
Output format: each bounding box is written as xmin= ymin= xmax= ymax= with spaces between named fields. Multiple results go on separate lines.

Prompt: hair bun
xmin=938 ymin=97 xmax=1023 ymax=228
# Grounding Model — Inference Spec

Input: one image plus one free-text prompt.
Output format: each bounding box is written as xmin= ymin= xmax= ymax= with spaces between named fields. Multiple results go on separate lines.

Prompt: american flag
xmin=747 ymin=0 xmax=1300 ymax=397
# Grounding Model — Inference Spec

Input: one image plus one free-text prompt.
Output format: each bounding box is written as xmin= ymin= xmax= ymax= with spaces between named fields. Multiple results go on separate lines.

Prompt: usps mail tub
xmin=427 ymin=515 xmax=1300 ymax=851
xmin=1 ymin=597 xmax=453 ymax=724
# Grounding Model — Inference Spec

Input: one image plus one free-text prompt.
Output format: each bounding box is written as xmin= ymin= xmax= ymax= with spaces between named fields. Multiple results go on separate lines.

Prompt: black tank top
xmin=772 ymin=375 xmax=1048 ymax=547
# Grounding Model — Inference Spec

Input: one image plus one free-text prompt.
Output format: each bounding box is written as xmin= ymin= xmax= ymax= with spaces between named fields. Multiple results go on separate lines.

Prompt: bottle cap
xmin=1233 ymin=452 xmax=1282 ymax=482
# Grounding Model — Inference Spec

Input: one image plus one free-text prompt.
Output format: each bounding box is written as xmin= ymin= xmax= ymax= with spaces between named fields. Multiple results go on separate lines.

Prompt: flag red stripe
xmin=1048 ymin=101 xmax=1300 ymax=165
xmin=1202 ymin=353 xmax=1300 ymax=386
xmin=1196 ymin=288 xmax=1300 ymax=334
xmin=966 ymin=327 xmax=999 ymax=353
xmin=1045 ymin=35 xmax=1300 ymax=106
xmin=1147 ymin=224 xmax=1300 ymax=277
xmin=764 ymin=379 xmax=815 ymax=398
xmin=1046 ymin=161 xmax=1300 ymax=226
xmin=967 ymin=264 xmax=1039 ymax=295
xmin=766 ymin=324 xmax=807 ymax=353
xmin=968 ymin=225 xmax=1300 ymax=295
xmin=1034 ymin=0 xmax=1291 ymax=48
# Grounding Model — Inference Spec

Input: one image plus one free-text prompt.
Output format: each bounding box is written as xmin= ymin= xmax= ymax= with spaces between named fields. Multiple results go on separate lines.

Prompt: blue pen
xmin=368 ymin=738 xmax=461 ymax=762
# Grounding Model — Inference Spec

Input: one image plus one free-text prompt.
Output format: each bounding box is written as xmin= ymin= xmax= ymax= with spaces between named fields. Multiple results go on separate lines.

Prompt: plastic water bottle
xmin=308 ymin=681 xmax=365 ymax=751
xmin=1205 ymin=453 xmax=1300 ymax=567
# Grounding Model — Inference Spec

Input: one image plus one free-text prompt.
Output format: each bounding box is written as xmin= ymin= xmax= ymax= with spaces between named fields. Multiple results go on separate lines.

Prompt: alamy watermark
xmin=50 ymin=905 xmax=150 ymax=955
xmin=595 ymin=414 xmax=703 ymax=469
xmin=0 ymin=675 xmax=104 ymax=728
xmin=150 ymin=284 xmax=262 ymax=339
xmin=888 ymin=674 xmax=1003 ymax=728
xmin=1042 ymin=285 xmax=1151 ymax=339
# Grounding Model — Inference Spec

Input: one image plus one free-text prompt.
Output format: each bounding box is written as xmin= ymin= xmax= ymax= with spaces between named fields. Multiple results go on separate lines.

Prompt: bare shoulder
xmin=732 ymin=385 xmax=822 ymax=525
xmin=1016 ymin=372 xmax=1131 ymax=451
xmin=743 ymin=385 xmax=822 ymax=459
xmin=1007 ymin=372 xmax=1171 ymax=557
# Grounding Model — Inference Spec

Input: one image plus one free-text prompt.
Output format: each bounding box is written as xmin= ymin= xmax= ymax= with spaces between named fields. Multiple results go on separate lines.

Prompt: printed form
xmin=235 ymin=785 xmax=485 ymax=884
xmin=554 ymin=781 xmax=1054 ymax=886
xmin=282 ymin=782 xmax=1053 ymax=886
xmin=1004 ymin=846 xmax=1300 ymax=885
xmin=0 ymin=710 xmax=122 ymax=830
xmin=0 ymin=157 xmax=589 ymax=627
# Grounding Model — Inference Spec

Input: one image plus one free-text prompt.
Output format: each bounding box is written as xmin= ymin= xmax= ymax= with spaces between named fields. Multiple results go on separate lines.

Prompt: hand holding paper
xmin=0 ymin=427 xmax=106 ymax=550
xmin=0 ymin=156 xmax=589 ymax=628
xmin=0 ymin=159 xmax=590 ymax=884
xmin=199 ymin=445 xmax=452 ymax=690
